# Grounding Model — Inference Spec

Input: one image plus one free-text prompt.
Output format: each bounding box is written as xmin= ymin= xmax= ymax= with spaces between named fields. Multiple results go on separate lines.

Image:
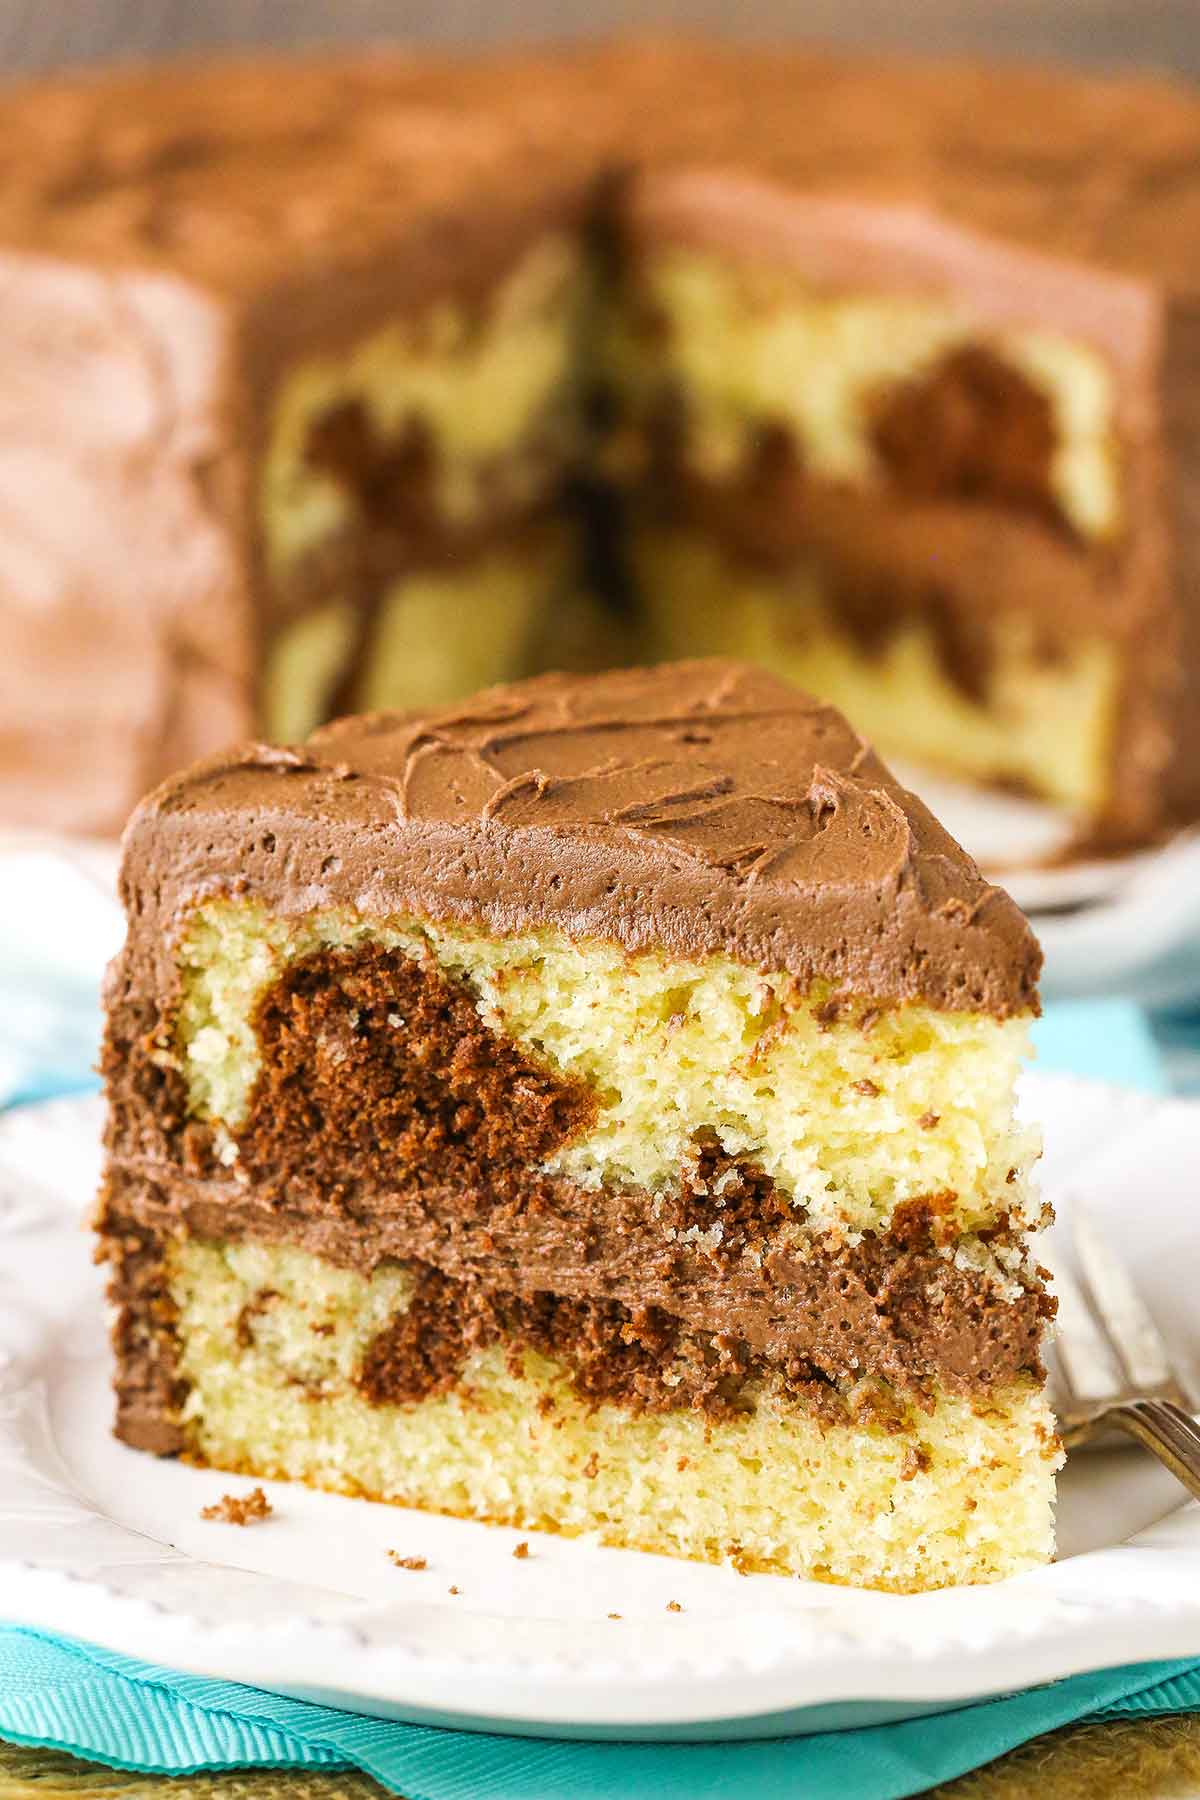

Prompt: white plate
xmin=1 ymin=1081 xmax=1199 ymax=1742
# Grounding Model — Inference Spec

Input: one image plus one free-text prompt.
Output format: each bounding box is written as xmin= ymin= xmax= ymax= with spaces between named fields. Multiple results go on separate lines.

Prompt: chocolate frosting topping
xmin=120 ymin=659 xmax=1040 ymax=1014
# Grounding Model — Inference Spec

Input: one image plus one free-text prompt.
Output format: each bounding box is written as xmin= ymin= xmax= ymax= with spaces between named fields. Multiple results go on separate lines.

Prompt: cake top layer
xmin=0 ymin=50 xmax=591 ymax=300
xmin=2 ymin=40 xmax=1200 ymax=295
xmin=595 ymin=39 xmax=1200 ymax=291
xmin=122 ymin=660 xmax=1041 ymax=1016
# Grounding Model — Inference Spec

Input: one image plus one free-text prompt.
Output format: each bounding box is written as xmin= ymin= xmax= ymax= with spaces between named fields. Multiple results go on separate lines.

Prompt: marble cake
xmin=3 ymin=41 xmax=1199 ymax=846
xmin=96 ymin=660 xmax=1060 ymax=1592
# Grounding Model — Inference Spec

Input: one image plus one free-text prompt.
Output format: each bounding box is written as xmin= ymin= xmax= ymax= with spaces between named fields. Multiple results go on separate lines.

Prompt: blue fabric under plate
xmin=1032 ymin=1000 xmax=1165 ymax=1093
xmin=0 ymin=1629 xmax=1199 ymax=1800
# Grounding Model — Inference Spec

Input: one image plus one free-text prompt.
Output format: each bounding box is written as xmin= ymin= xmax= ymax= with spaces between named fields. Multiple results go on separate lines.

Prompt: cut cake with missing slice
xmin=97 ymin=659 xmax=1060 ymax=1592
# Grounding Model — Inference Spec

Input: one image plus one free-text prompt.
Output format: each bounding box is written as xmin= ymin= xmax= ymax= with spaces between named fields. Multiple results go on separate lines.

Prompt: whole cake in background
xmin=3 ymin=40 xmax=1199 ymax=845
xmin=96 ymin=660 xmax=1061 ymax=1593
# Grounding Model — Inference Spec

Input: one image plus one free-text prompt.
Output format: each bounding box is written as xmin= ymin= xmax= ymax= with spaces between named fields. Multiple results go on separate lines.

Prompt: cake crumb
xmin=607 ymin=1611 xmax=622 ymax=1620
xmin=201 ymin=1487 xmax=272 ymax=1526
xmin=582 ymin=1451 xmax=600 ymax=1479
xmin=918 ymin=1111 xmax=941 ymax=1129
xmin=666 ymin=1600 xmax=683 ymax=1613
xmin=449 ymin=1585 xmax=461 ymax=1595
xmin=234 ymin=1287 xmax=279 ymax=1349
xmin=387 ymin=1552 xmax=427 ymax=1570
xmin=900 ymin=1444 xmax=932 ymax=1481
xmin=851 ymin=1078 xmax=880 ymax=1097
xmin=512 ymin=1540 xmax=530 ymax=1560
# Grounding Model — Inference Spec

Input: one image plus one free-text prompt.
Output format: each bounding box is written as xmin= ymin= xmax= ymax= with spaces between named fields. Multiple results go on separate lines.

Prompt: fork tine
xmin=1042 ymin=1234 xmax=1128 ymax=1407
xmin=1070 ymin=1203 xmax=1178 ymax=1394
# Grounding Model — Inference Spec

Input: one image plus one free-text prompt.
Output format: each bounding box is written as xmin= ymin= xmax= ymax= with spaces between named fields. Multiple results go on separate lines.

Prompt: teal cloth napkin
xmin=1032 ymin=999 xmax=1165 ymax=1092
xmin=1 ymin=1629 xmax=1199 ymax=1800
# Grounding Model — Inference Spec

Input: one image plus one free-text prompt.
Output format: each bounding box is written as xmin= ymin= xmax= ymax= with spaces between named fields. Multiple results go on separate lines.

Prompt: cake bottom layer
xmin=261 ymin=526 xmax=575 ymax=743
xmin=164 ymin=1236 xmax=1061 ymax=1593
xmin=633 ymin=527 xmax=1118 ymax=817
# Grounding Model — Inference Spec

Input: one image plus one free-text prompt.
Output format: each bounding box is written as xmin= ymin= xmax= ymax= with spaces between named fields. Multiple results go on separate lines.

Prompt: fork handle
xmin=1102 ymin=1398 xmax=1200 ymax=1502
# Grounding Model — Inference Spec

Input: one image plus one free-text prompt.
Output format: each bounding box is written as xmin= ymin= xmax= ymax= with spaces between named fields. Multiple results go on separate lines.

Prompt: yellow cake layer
xmin=174 ymin=900 xmax=1038 ymax=1239
xmin=261 ymin=598 xmax=357 ymax=744
xmin=605 ymin=247 xmax=1121 ymax=541
xmin=260 ymin=531 xmax=572 ymax=742
xmin=169 ymin=1236 xmax=1061 ymax=1592
xmin=356 ymin=532 xmax=571 ymax=716
xmin=633 ymin=530 xmax=1120 ymax=817
xmin=262 ymin=235 xmax=584 ymax=582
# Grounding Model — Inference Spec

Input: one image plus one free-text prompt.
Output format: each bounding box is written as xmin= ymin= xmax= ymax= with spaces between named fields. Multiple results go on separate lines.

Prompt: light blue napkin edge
xmin=1032 ymin=999 xmax=1165 ymax=1094
xmin=1 ymin=1627 xmax=1199 ymax=1800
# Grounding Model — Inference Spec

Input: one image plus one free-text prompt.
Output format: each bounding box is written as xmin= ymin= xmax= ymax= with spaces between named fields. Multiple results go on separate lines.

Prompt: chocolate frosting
xmin=101 ymin=1160 xmax=1050 ymax=1406
xmin=115 ymin=658 xmax=1040 ymax=1015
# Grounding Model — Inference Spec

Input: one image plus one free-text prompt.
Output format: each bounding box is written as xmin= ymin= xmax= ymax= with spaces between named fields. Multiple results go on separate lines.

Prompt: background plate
xmin=1 ymin=1079 xmax=1199 ymax=1740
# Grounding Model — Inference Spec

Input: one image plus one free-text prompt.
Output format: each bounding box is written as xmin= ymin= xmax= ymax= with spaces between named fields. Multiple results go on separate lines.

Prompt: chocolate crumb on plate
xmin=387 ymin=1552 xmax=428 ymax=1570
xmin=200 ymin=1487 xmax=272 ymax=1525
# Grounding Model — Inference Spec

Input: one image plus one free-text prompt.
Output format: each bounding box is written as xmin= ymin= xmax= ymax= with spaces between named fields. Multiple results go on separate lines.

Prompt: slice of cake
xmin=97 ymin=660 xmax=1059 ymax=1592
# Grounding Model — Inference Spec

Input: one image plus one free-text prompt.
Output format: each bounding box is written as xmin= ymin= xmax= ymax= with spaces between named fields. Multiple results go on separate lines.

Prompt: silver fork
xmin=1049 ymin=1203 xmax=1200 ymax=1500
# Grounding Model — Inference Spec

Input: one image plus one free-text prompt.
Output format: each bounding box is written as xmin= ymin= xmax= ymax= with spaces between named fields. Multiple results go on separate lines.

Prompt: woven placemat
xmin=2 ymin=1717 xmax=1200 ymax=1799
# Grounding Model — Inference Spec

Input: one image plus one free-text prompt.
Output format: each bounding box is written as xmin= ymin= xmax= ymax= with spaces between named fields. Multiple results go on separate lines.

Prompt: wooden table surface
xmin=1 ymin=1 xmax=1197 ymax=1793
xmin=3 ymin=1714 xmax=1200 ymax=1798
